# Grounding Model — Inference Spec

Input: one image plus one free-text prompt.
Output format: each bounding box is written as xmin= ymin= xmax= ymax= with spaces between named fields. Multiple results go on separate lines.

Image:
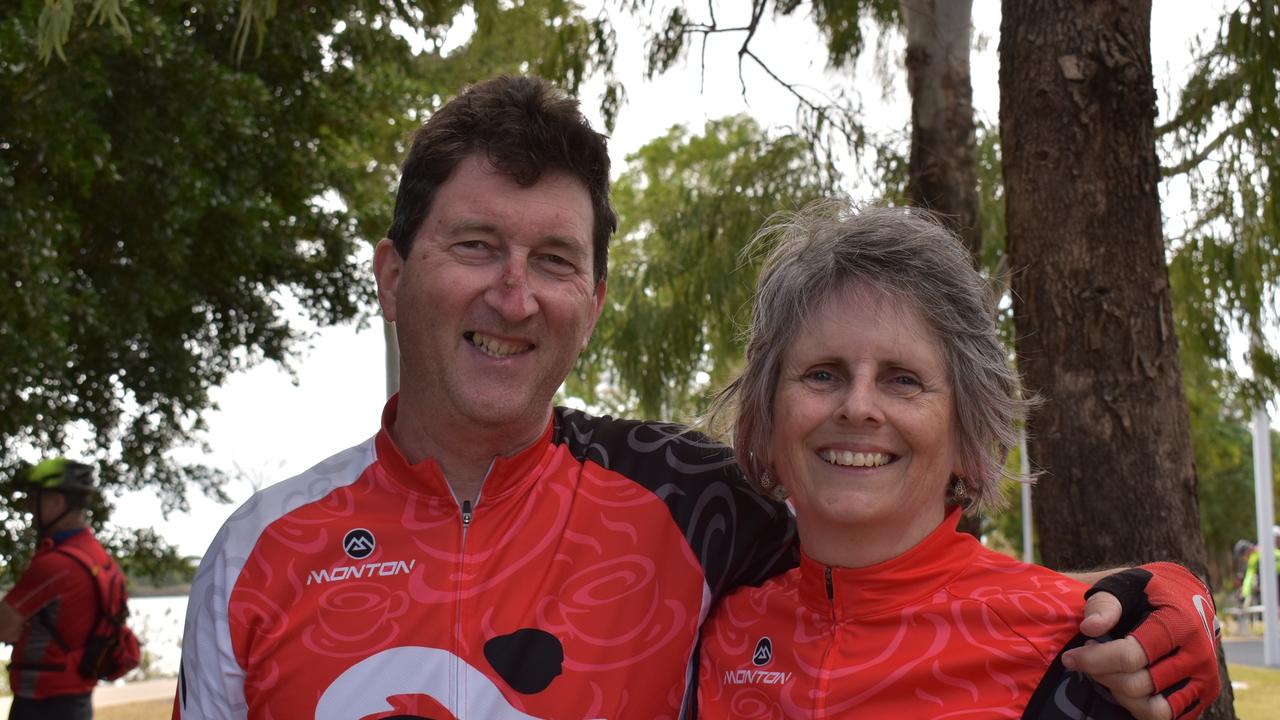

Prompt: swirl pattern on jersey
xmin=698 ymin=510 xmax=1127 ymax=719
xmin=176 ymin=399 xmax=797 ymax=720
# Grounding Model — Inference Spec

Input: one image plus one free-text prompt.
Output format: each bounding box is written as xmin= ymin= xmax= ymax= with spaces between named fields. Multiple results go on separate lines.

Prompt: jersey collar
xmin=798 ymin=507 xmax=982 ymax=621
xmin=374 ymin=394 xmax=556 ymax=503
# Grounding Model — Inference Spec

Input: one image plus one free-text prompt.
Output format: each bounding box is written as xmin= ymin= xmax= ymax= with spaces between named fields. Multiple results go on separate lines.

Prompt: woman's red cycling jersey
xmin=175 ymin=396 xmax=796 ymax=719
xmin=698 ymin=509 xmax=1129 ymax=719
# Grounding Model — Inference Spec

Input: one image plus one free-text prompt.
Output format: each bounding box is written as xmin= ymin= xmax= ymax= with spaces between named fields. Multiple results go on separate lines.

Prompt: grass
xmin=1229 ymin=662 xmax=1280 ymax=719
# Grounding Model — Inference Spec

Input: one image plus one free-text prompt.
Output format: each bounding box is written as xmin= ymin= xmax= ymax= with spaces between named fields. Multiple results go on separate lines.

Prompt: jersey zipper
xmin=450 ymin=463 xmax=492 ymax=718
xmin=452 ymin=499 xmax=472 ymax=716
xmin=818 ymin=565 xmax=836 ymax=718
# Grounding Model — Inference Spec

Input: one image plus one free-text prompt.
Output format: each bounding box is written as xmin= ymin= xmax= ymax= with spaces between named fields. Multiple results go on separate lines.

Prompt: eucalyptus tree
xmin=1163 ymin=0 xmax=1280 ymax=404
xmin=999 ymin=1 xmax=1233 ymax=714
xmin=1 ymin=0 xmax=618 ymax=574
xmin=566 ymin=115 xmax=834 ymax=420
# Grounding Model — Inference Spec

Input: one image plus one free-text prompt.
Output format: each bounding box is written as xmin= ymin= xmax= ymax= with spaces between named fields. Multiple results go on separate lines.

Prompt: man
xmin=176 ymin=75 xmax=1220 ymax=719
xmin=1240 ymin=527 xmax=1280 ymax=607
xmin=1 ymin=458 xmax=130 ymax=720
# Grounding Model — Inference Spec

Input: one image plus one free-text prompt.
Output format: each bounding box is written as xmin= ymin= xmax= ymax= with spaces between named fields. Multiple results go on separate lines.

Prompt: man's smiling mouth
xmin=465 ymin=331 xmax=534 ymax=358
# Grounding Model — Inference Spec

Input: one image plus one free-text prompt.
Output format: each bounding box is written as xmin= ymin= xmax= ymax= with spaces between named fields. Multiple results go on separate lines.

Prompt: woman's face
xmin=769 ymin=282 xmax=960 ymax=566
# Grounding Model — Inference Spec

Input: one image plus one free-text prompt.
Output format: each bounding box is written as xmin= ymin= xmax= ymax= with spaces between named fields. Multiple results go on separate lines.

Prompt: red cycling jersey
xmin=175 ymin=396 xmax=796 ymax=719
xmin=3 ymin=528 xmax=112 ymax=700
xmin=697 ymin=510 xmax=1130 ymax=719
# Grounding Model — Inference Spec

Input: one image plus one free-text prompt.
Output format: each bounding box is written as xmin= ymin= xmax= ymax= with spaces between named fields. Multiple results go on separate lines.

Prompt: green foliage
xmin=566 ymin=115 xmax=834 ymax=420
xmin=1181 ymin=351 xmax=1269 ymax=591
xmin=784 ymin=0 xmax=900 ymax=70
xmin=100 ymin=525 xmax=197 ymax=587
xmin=2 ymin=0 xmax=618 ymax=571
xmin=1163 ymin=0 xmax=1280 ymax=405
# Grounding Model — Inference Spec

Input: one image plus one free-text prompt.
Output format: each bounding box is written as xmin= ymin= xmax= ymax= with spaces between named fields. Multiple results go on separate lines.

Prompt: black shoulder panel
xmin=552 ymin=408 xmax=798 ymax=600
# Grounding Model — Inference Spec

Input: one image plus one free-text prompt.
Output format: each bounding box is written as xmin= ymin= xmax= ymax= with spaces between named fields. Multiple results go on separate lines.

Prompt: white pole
xmin=1252 ymin=406 xmax=1278 ymax=666
xmin=384 ymin=320 xmax=400 ymax=399
xmin=1020 ymin=425 xmax=1034 ymax=563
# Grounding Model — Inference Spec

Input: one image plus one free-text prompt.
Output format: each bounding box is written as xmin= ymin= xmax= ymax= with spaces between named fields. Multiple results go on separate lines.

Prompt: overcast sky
xmin=111 ymin=1 xmax=1232 ymax=557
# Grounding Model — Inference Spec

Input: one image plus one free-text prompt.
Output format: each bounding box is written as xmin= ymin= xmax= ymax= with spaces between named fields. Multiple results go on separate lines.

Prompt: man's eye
xmin=538 ymin=254 xmax=577 ymax=274
xmin=454 ymin=241 xmax=491 ymax=254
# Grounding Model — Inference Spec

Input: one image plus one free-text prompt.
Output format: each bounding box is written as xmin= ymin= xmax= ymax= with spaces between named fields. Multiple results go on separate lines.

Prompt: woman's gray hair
xmin=709 ymin=200 xmax=1031 ymax=514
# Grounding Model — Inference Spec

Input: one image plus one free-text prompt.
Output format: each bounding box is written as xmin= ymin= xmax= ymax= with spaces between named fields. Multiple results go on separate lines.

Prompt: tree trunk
xmin=998 ymin=2 xmax=1233 ymax=716
xmin=902 ymin=0 xmax=980 ymax=256
xmin=902 ymin=0 xmax=983 ymax=538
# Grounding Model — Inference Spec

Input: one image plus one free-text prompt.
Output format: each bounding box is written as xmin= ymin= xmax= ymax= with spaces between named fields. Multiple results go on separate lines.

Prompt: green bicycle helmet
xmin=22 ymin=457 xmax=96 ymax=496
xmin=16 ymin=457 xmax=96 ymax=537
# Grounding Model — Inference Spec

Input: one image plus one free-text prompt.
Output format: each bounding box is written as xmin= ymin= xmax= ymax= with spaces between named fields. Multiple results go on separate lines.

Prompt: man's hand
xmin=1061 ymin=564 xmax=1221 ymax=720
xmin=0 ymin=600 xmax=24 ymax=644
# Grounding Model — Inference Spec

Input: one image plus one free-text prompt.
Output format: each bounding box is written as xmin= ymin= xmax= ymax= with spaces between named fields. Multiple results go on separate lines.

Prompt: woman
xmin=698 ymin=203 xmax=1162 ymax=718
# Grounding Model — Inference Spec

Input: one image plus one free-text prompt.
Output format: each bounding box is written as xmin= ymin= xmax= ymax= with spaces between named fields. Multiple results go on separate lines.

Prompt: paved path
xmin=95 ymin=677 xmax=177 ymax=708
xmin=1223 ymin=636 xmax=1275 ymax=669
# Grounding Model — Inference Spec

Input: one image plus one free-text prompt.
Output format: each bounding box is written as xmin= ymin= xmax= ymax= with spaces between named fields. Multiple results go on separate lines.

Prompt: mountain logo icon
xmin=343 ymin=528 xmax=376 ymax=559
xmin=752 ymin=636 xmax=773 ymax=667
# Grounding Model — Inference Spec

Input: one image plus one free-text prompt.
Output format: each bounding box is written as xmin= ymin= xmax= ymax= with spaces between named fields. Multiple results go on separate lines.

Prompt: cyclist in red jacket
xmin=1 ymin=458 xmax=131 ymax=720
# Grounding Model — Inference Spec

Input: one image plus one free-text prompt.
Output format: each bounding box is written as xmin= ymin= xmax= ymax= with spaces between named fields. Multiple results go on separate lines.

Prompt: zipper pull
xmin=825 ymin=566 xmax=834 ymax=602
xmin=461 ymin=499 xmax=473 ymax=528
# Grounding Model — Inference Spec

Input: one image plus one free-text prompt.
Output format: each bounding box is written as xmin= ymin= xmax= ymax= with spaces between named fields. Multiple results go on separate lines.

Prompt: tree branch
xmin=1161 ymin=118 xmax=1246 ymax=177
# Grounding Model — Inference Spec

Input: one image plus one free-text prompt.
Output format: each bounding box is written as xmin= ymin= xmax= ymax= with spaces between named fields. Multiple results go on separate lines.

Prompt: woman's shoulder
xmin=945 ymin=546 xmax=1090 ymax=658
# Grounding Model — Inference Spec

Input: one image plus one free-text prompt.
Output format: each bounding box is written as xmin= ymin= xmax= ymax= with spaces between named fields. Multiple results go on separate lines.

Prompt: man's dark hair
xmin=386 ymin=75 xmax=616 ymax=284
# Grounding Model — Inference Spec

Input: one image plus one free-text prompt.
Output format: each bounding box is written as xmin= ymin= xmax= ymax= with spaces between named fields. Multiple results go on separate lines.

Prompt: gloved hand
xmin=1063 ymin=562 xmax=1221 ymax=720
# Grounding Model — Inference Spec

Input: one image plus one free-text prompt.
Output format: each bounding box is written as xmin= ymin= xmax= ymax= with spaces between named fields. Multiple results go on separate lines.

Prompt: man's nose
xmin=485 ymin=261 xmax=538 ymax=322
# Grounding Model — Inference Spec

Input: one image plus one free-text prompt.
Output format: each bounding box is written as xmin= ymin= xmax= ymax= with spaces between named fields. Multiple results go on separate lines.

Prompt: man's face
xmin=22 ymin=490 xmax=67 ymax=531
xmin=376 ymin=155 xmax=605 ymax=440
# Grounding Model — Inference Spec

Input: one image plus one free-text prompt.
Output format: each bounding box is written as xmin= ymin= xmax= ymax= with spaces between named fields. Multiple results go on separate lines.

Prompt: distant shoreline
xmin=129 ymin=585 xmax=191 ymax=598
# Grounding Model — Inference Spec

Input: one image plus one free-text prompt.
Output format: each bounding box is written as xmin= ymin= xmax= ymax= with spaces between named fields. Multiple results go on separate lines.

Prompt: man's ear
xmin=48 ymin=492 xmax=68 ymax=515
xmin=373 ymin=238 xmax=403 ymax=323
xmin=581 ymin=280 xmax=607 ymax=353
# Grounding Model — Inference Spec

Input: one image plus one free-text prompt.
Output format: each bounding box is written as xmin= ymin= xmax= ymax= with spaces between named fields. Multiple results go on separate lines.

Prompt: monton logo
xmin=723 ymin=669 xmax=793 ymax=686
xmin=343 ymin=528 xmax=376 ymax=559
xmin=307 ymin=559 xmax=416 ymax=586
xmin=752 ymin=636 xmax=773 ymax=666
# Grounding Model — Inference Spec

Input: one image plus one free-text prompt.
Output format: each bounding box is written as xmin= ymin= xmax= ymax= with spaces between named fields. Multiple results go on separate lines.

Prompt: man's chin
xmin=458 ymin=396 xmax=550 ymax=434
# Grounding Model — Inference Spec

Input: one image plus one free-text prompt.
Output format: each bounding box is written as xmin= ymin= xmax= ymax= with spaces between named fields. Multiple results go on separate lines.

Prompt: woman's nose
xmin=835 ymin=377 xmax=884 ymax=425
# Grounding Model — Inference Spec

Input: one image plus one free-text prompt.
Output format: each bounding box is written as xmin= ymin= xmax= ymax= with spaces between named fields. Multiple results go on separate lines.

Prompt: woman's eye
xmin=891 ymin=374 xmax=921 ymax=388
xmin=804 ymin=369 xmax=836 ymax=383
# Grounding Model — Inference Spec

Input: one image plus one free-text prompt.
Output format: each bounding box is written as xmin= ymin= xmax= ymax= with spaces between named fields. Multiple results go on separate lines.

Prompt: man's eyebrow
xmin=443 ymin=219 xmax=589 ymax=256
xmin=445 ymin=219 xmax=500 ymax=235
xmin=538 ymin=235 xmax=590 ymax=256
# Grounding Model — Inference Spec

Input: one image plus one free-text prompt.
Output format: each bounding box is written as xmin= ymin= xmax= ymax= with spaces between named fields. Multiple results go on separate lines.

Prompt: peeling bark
xmin=999 ymin=2 xmax=1233 ymax=715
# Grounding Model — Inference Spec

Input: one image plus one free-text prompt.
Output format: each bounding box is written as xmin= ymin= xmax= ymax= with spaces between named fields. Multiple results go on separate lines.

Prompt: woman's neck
xmin=798 ymin=504 xmax=950 ymax=568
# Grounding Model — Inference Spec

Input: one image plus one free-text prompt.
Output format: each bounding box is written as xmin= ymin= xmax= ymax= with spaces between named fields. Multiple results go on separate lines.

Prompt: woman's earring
xmin=953 ymin=476 xmax=967 ymax=499
xmin=759 ymin=470 xmax=774 ymax=491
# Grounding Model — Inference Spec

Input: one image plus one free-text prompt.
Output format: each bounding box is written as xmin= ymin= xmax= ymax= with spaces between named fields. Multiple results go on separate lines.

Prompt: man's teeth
xmin=819 ymin=450 xmax=892 ymax=468
xmin=468 ymin=332 xmax=531 ymax=358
